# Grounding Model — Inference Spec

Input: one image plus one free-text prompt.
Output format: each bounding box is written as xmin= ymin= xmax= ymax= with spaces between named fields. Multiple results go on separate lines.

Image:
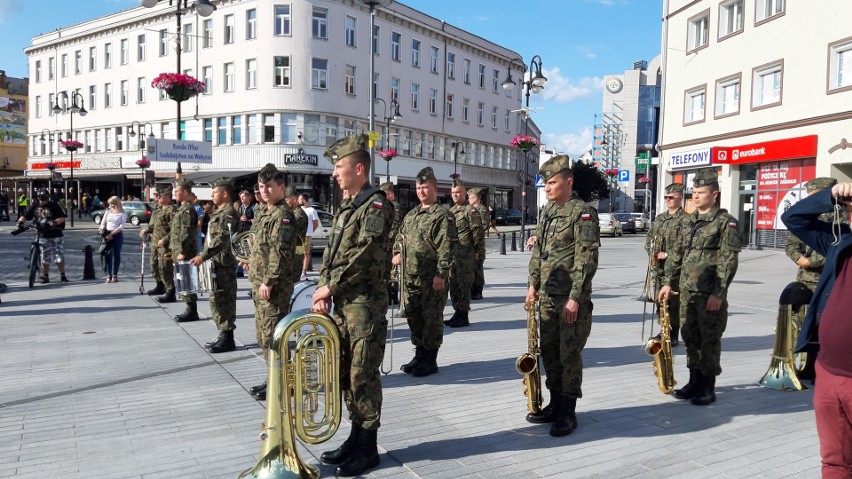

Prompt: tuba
xmin=239 ymin=309 xmax=342 ymax=479
xmin=382 ymin=235 xmax=406 ymax=375
xmin=645 ymin=293 xmax=677 ymax=394
xmin=228 ymin=223 xmax=255 ymax=264
xmin=755 ymin=282 xmax=812 ymax=392
xmin=516 ymin=301 xmax=542 ymax=414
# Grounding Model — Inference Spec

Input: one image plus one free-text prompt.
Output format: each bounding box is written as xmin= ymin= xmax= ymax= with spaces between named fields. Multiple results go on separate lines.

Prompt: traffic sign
xmin=535 ymin=175 xmax=545 ymax=188
xmin=368 ymin=131 xmax=381 ymax=141
xmin=618 ymin=169 xmax=630 ymax=182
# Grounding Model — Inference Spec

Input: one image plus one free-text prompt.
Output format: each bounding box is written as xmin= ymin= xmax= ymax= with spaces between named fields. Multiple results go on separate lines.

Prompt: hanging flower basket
xmin=450 ymin=173 xmax=460 ymax=179
xmin=151 ymin=73 xmax=206 ymax=102
xmin=136 ymin=158 xmax=151 ymax=169
xmin=45 ymin=162 xmax=58 ymax=171
xmin=377 ymin=149 xmax=397 ymax=161
xmin=60 ymin=140 xmax=84 ymax=152
xmin=638 ymin=176 xmax=651 ymax=184
xmin=511 ymin=135 xmax=540 ymax=152
xmin=603 ymin=168 xmax=619 ymax=178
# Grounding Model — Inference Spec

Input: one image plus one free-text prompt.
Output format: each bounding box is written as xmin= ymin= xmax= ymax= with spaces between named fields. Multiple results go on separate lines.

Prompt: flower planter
xmin=64 ymin=146 xmax=78 ymax=153
xmin=167 ymin=86 xmax=197 ymax=102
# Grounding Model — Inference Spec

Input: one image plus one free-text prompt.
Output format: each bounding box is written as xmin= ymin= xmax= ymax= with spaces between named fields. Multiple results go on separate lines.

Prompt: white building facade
xmin=25 ymin=0 xmax=532 ymax=212
xmin=659 ymin=0 xmax=852 ymax=248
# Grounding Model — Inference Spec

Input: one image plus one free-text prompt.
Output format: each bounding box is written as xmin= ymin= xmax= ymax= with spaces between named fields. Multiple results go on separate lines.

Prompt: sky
xmin=0 ymin=0 xmax=662 ymax=157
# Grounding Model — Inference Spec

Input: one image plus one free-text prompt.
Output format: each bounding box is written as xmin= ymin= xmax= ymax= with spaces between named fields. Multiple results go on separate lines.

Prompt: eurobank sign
xmin=147 ymin=139 xmax=213 ymax=164
xmin=666 ymin=147 xmax=712 ymax=171
xmin=712 ymin=135 xmax=817 ymax=165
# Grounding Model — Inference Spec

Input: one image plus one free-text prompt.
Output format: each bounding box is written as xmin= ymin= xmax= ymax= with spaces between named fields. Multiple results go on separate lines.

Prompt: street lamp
xmin=502 ymin=55 xmax=547 ymax=251
xmin=130 ymin=121 xmax=156 ymax=199
xmin=141 ymin=0 xmax=217 ymax=177
xmin=374 ymin=97 xmax=400 ymax=181
xmin=357 ymin=0 xmax=393 ymax=184
xmin=451 ymin=141 xmax=465 ymax=176
xmin=52 ymin=91 xmax=87 ymax=227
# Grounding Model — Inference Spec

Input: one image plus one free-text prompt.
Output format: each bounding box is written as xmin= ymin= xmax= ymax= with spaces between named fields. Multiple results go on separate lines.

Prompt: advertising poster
xmin=0 ymin=96 xmax=27 ymax=145
xmin=755 ymin=159 xmax=815 ymax=230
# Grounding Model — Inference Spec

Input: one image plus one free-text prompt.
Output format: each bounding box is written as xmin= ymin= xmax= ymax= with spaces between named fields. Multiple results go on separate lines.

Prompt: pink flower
xmin=151 ymin=73 xmax=206 ymax=94
xmin=377 ymin=149 xmax=398 ymax=160
xmin=59 ymin=140 xmax=84 ymax=151
xmin=511 ymin=135 xmax=540 ymax=152
xmin=136 ymin=159 xmax=151 ymax=168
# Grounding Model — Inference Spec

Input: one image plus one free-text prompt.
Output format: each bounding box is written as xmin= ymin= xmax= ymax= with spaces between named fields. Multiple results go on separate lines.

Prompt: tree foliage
xmin=572 ymin=160 xmax=610 ymax=202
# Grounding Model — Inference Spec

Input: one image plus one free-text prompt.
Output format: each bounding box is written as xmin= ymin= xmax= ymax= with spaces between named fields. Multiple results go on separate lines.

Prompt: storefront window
xmin=753 ymin=159 xmax=814 ymax=248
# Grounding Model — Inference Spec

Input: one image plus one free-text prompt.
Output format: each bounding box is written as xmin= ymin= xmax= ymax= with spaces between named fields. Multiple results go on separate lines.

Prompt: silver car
xmin=310 ymin=210 xmax=334 ymax=252
xmin=599 ymin=213 xmax=623 ymax=237
xmin=631 ymin=213 xmax=651 ymax=232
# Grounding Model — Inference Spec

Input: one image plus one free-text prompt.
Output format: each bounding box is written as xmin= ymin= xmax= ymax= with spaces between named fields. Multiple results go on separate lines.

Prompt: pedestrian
xmin=99 ymin=196 xmax=126 ymax=283
xmin=0 ymin=190 xmax=9 ymax=221
xmin=191 ymin=193 xmax=205 ymax=252
xmin=378 ymin=182 xmax=402 ymax=305
xmin=782 ymin=180 xmax=852 ymax=478
xmin=525 ymin=155 xmax=599 ymax=437
xmin=285 ymin=187 xmax=308 ymax=282
xmin=659 ymin=168 xmax=740 ymax=406
xmin=84 ymin=193 xmax=93 ymax=216
xmin=300 ymin=193 xmax=320 ymax=279
xmin=487 ymin=204 xmax=502 ymax=237
xmin=467 ymin=187 xmax=488 ymax=300
xmin=444 ymin=178 xmax=482 ymax=328
xmin=18 ymin=191 xmax=69 ymax=284
xmin=17 ymin=192 xmax=28 ymax=220
xmin=393 ymin=167 xmax=456 ymax=377
xmin=313 ymin=134 xmax=394 ymax=477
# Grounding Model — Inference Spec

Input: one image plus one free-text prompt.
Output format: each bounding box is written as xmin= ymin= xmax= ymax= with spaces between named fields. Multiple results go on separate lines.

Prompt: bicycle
xmin=11 ymin=220 xmax=48 ymax=289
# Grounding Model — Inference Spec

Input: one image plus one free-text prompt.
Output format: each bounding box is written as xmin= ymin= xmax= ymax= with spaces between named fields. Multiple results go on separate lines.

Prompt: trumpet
xmin=227 ymin=223 xmax=255 ymax=264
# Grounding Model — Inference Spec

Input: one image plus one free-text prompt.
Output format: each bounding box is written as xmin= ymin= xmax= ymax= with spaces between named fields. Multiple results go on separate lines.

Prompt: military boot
xmin=471 ymin=285 xmax=484 ymax=300
xmin=208 ymin=330 xmax=236 ymax=353
xmin=321 ymin=423 xmax=361 ymax=465
xmin=204 ymin=331 xmax=225 ymax=348
xmin=400 ymin=347 xmax=424 ymax=374
xmin=174 ymin=303 xmax=199 ymax=322
xmin=156 ymin=288 xmax=176 ymax=303
xmin=443 ymin=310 xmax=460 ymax=326
xmin=550 ymin=395 xmax=578 ymax=437
xmin=251 ymin=382 xmax=267 ymax=400
xmin=448 ymin=311 xmax=470 ymax=328
xmin=526 ymin=391 xmax=563 ymax=424
xmin=691 ymin=375 xmax=717 ymax=406
xmin=411 ymin=349 xmax=439 ymax=377
xmin=336 ymin=427 xmax=380 ymax=477
xmin=147 ymin=282 xmax=165 ymax=296
xmin=673 ymin=369 xmax=701 ymax=400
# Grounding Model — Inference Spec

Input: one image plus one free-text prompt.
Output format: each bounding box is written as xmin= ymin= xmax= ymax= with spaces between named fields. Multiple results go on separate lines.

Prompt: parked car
xmin=631 ymin=212 xmax=651 ymax=232
xmin=495 ymin=209 xmax=522 ymax=225
xmin=598 ymin=213 xmax=623 ymax=237
xmin=310 ymin=210 xmax=334 ymax=252
xmin=92 ymin=201 xmax=154 ymax=226
xmin=614 ymin=212 xmax=637 ymax=234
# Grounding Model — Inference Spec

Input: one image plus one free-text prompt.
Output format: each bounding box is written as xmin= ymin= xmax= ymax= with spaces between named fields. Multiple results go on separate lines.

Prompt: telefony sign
xmin=667 ymin=148 xmax=711 ymax=171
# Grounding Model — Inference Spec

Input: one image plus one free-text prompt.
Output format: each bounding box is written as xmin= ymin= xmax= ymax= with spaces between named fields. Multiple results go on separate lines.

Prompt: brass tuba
xmin=239 ymin=309 xmax=342 ymax=479
xmin=755 ymin=281 xmax=812 ymax=391
xmin=645 ymin=293 xmax=677 ymax=394
xmin=516 ymin=301 xmax=542 ymax=414
xmin=228 ymin=223 xmax=255 ymax=264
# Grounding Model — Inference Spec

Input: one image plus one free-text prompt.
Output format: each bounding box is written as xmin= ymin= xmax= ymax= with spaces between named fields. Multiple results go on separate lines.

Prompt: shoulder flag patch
xmin=581 ymin=213 xmax=591 ymax=220
xmin=728 ymin=221 xmax=737 ymax=229
xmin=282 ymin=218 xmax=291 ymax=224
xmin=372 ymin=200 xmax=383 ymax=209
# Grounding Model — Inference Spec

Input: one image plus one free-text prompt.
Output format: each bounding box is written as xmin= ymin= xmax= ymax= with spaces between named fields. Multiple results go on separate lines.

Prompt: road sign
xmin=535 ymin=175 xmax=545 ymax=188
xmin=618 ymin=169 xmax=630 ymax=182
xmin=635 ymin=157 xmax=649 ymax=166
xmin=147 ymin=139 xmax=213 ymax=164
xmin=368 ymin=131 xmax=381 ymax=141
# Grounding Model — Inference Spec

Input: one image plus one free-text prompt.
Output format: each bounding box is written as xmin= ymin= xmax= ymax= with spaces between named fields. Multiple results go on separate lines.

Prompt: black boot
xmin=205 ymin=332 xmax=225 ymax=348
xmin=673 ymin=369 xmax=701 ymax=400
xmin=321 ymin=423 xmax=361 ymax=465
xmin=147 ymin=282 xmax=165 ymax=296
xmin=443 ymin=311 xmax=460 ymax=326
xmin=448 ymin=311 xmax=469 ymax=328
xmin=400 ymin=347 xmax=423 ymax=374
xmin=526 ymin=391 xmax=563 ymax=424
xmin=550 ymin=395 xmax=578 ymax=437
xmin=156 ymin=288 xmax=176 ymax=303
xmin=471 ymin=285 xmax=484 ymax=300
xmin=691 ymin=374 xmax=716 ymax=405
xmin=174 ymin=303 xmax=199 ymax=322
xmin=336 ymin=427 xmax=380 ymax=477
xmin=251 ymin=381 xmax=267 ymax=400
xmin=208 ymin=330 xmax=236 ymax=353
xmin=249 ymin=381 xmax=266 ymax=395
xmin=412 ymin=349 xmax=439 ymax=377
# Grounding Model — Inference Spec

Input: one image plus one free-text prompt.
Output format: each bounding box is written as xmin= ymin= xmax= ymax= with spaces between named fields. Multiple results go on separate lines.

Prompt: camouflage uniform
xmin=171 ymin=200 xmax=199 ymax=304
xmin=645 ymin=183 xmax=686 ymax=341
xmin=154 ymin=202 xmax=176 ymax=290
xmin=147 ymin=205 xmax=162 ymax=285
xmin=290 ymin=188 xmax=309 ymax=281
xmin=470 ymin=188 xmax=489 ymax=295
xmin=449 ymin=197 xmax=482 ymax=313
xmin=200 ymin=202 xmax=240 ymax=332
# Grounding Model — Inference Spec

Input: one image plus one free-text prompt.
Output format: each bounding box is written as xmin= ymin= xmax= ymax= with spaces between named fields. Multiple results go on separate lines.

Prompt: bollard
xmin=511 ymin=231 xmax=517 ymax=251
xmin=500 ymin=233 xmax=507 ymax=255
xmin=82 ymin=244 xmax=97 ymax=280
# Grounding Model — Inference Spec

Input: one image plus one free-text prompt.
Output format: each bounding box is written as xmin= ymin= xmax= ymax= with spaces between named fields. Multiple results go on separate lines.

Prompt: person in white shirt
xmin=99 ymin=196 xmax=127 ymax=283
xmin=300 ymin=193 xmax=319 ymax=279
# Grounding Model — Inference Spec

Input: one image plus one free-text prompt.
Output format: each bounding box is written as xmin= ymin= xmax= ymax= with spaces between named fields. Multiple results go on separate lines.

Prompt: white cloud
xmin=534 ymin=68 xmax=602 ymax=104
xmin=0 ymin=0 xmax=23 ymax=24
xmin=573 ymin=46 xmax=597 ymax=59
xmin=542 ymin=127 xmax=594 ymax=157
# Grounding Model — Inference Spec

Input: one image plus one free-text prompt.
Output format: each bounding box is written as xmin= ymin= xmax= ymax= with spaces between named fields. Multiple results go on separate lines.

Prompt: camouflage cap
xmin=664 ymin=183 xmax=685 ymax=194
xmin=157 ymin=185 xmax=173 ymax=196
xmin=378 ymin=181 xmax=394 ymax=192
xmin=284 ymin=186 xmax=298 ymax=197
xmin=258 ymin=163 xmax=284 ymax=184
xmin=692 ymin=168 xmax=719 ymax=188
xmin=211 ymin=177 xmax=234 ymax=189
xmin=467 ymin=187 xmax=481 ymax=196
xmin=324 ymin=134 xmax=369 ymax=163
xmin=538 ymin=155 xmax=572 ymax=181
xmin=415 ymin=167 xmax=436 ymax=184
xmin=173 ymin=178 xmax=194 ymax=190
xmin=805 ymin=177 xmax=837 ymax=193
xmin=452 ymin=178 xmax=466 ymax=188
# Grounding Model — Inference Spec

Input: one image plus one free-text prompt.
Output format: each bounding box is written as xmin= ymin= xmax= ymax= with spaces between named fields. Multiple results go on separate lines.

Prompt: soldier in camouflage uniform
xmin=285 ymin=186 xmax=309 ymax=283
xmin=784 ymin=177 xmax=840 ymax=379
xmin=644 ymin=183 xmax=686 ymax=345
xmin=445 ymin=178 xmax=482 ymax=328
xmin=189 ymin=178 xmax=240 ymax=353
xmin=525 ymin=155 xmax=599 ymax=437
xmin=141 ymin=188 xmax=169 ymax=296
xmin=659 ymin=168 xmax=740 ymax=406
xmin=393 ymin=167 xmax=457 ymax=377
xmin=168 ymin=179 xmax=200 ymax=322
xmin=243 ymin=163 xmax=297 ymax=400
xmin=153 ymin=188 xmax=177 ymax=302
xmin=312 ymin=134 xmax=394 ymax=477
xmin=379 ymin=182 xmax=402 ymax=305
xmin=468 ymin=187 xmax=488 ymax=300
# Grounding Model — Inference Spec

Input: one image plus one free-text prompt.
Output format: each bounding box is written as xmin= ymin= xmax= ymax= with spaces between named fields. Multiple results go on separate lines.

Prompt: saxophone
xmin=516 ymin=301 xmax=542 ymax=413
xmin=645 ymin=293 xmax=677 ymax=394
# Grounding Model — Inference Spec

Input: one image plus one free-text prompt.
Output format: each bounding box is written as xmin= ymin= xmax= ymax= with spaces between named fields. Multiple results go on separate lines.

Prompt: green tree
xmin=572 ymin=160 xmax=610 ymax=202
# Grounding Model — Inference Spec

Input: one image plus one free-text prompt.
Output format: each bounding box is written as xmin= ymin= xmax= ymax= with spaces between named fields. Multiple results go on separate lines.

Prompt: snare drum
xmin=290 ymin=279 xmax=317 ymax=313
xmin=174 ymin=260 xmax=218 ymax=298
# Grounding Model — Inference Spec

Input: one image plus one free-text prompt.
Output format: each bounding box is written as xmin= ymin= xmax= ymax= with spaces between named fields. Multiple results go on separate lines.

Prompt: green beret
xmin=284 ymin=186 xmax=298 ymax=197
xmin=324 ymin=134 xmax=369 ymax=163
xmin=416 ymin=167 xmax=436 ymax=184
xmin=805 ymin=177 xmax=837 ymax=193
xmin=664 ymin=183 xmax=684 ymax=194
xmin=452 ymin=178 xmax=466 ymax=188
xmin=173 ymin=178 xmax=194 ymax=190
xmin=258 ymin=163 xmax=284 ymax=184
xmin=378 ymin=182 xmax=394 ymax=192
xmin=157 ymin=185 xmax=173 ymax=196
xmin=538 ymin=155 xmax=572 ymax=181
xmin=211 ymin=177 xmax=234 ymax=189
xmin=692 ymin=168 xmax=719 ymax=188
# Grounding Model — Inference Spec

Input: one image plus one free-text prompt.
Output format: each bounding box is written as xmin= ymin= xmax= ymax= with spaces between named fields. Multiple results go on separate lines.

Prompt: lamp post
xmin=39 ymin=129 xmax=61 ymax=210
xmin=451 ymin=141 xmax=465 ymax=176
xmin=52 ymin=91 xmax=87 ymax=227
xmin=130 ymin=121 xmax=156 ymax=199
xmin=357 ymin=0 xmax=393 ymax=184
xmin=374 ymin=97 xmax=400 ymax=181
xmin=141 ymin=0 xmax=217 ymax=178
xmin=502 ymin=55 xmax=547 ymax=251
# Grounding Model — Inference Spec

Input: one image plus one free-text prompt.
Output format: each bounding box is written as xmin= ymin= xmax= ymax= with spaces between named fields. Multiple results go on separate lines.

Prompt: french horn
xmin=228 ymin=223 xmax=255 ymax=264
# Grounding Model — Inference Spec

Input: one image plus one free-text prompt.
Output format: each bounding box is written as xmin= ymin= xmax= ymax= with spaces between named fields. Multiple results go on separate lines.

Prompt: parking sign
xmin=618 ymin=169 xmax=630 ymax=182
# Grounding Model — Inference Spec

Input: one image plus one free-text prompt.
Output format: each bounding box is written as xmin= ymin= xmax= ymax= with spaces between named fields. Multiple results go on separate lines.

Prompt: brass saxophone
xmin=516 ymin=301 xmax=542 ymax=414
xmin=645 ymin=293 xmax=677 ymax=394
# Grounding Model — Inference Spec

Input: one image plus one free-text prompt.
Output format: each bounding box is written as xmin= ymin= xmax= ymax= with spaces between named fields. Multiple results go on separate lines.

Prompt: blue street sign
xmin=618 ymin=169 xmax=630 ymax=182
xmin=535 ymin=175 xmax=545 ymax=188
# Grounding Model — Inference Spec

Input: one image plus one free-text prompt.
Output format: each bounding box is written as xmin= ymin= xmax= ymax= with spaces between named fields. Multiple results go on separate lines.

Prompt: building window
xmin=463 ymin=59 xmax=471 ymax=84
xmin=203 ymin=66 xmax=213 ymax=93
xmin=492 ymin=69 xmax=500 ymax=93
xmin=345 ymin=65 xmax=356 ymax=95
xmin=104 ymin=83 xmax=112 ymax=108
xmin=312 ymin=58 xmax=328 ymax=90
xmin=203 ymin=19 xmax=213 ymax=48
xmin=313 ymin=7 xmax=328 ymax=39
xmin=411 ymin=83 xmax=420 ymax=110
xmin=446 ymin=93 xmax=454 ymax=119
xmin=35 ymin=96 xmax=41 ymax=118
xmin=345 ymin=16 xmax=357 ymax=47
xmin=159 ymin=29 xmax=169 ymax=56
xmin=275 ymin=5 xmax=291 ymax=36
xmin=246 ymin=59 xmax=257 ymax=89
xmin=34 ymin=60 xmax=41 ymax=83
xmin=715 ymin=74 xmax=741 ymax=117
xmin=373 ymin=72 xmax=379 ymax=98
xmin=429 ymin=88 xmax=438 ymax=115
xmin=247 ymin=114 xmax=257 ymax=144
xmin=430 ymin=46 xmax=439 ymax=73
xmin=224 ymin=14 xmax=234 ymax=44
xmin=224 ymin=62 xmax=234 ymax=92
xmin=74 ymin=51 xmax=81 ymax=74
xmin=232 ymin=116 xmax=242 ymax=144
xmin=121 ymin=80 xmax=128 ymax=106
xmin=48 ymin=93 xmax=53 ymax=116
xmin=411 ymin=39 xmax=421 ymax=67
xmin=491 ymin=106 xmax=499 ymax=128
xmin=752 ymin=60 xmax=783 ymax=109
xmin=325 ymin=116 xmax=339 ymax=144
xmin=60 ymin=54 xmax=67 ymax=77
xmin=687 ymin=10 xmax=710 ymax=53
xmin=372 ymin=25 xmax=380 ymax=54
xmin=719 ymin=0 xmax=744 ymax=39
xmin=104 ymin=43 xmax=112 ymax=69
xmin=246 ymin=9 xmax=257 ymax=40
xmin=89 ymin=85 xmax=97 ymax=110
xmin=390 ymin=77 xmax=400 ymax=103
xmin=477 ymin=102 xmax=484 ymax=125
xmin=756 ymin=0 xmax=784 ymax=25
xmin=264 ymin=114 xmax=276 ymax=143
xmin=447 ymin=53 xmax=455 ymax=79
xmin=828 ymin=37 xmax=852 ymax=93
xmin=462 ymin=98 xmax=470 ymax=122
xmin=478 ymin=64 xmax=486 ymax=88
xmin=391 ymin=32 xmax=401 ymax=61
xmin=217 ymin=117 xmax=227 ymax=145
xmin=89 ymin=47 xmax=97 ymax=71
xmin=48 ymin=57 xmax=54 ymax=80
xmin=183 ymin=23 xmax=193 ymax=52
xmin=203 ymin=119 xmax=213 ymax=142
xmin=137 ymin=34 xmax=146 ymax=61
xmin=281 ymin=113 xmax=298 ymax=143
xmin=505 ymin=109 xmax=511 ymax=131
xmin=116 ymin=127 xmax=123 ymax=151
xmin=137 ymin=77 xmax=146 ymax=103
xmin=120 ymin=39 xmax=128 ymax=65
xmin=304 ymin=114 xmax=320 ymax=145
xmin=683 ymin=85 xmax=706 ymax=125
xmin=274 ymin=56 xmax=291 ymax=87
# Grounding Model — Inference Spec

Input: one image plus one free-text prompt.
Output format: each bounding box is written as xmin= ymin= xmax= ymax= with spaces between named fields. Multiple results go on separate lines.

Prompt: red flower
xmin=136 ymin=159 xmax=151 ymax=168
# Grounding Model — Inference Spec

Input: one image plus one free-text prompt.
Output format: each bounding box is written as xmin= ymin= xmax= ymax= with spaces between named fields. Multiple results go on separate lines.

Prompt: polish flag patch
xmin=728 ymin=221 xmax=737 ymax=229
xmin=282 ymin=218 xmax=291 ymax=224
xmin=372 ymin=200 xmax=383 ymax=209
xmin=581 ymin=213 xmax=591 ymax=220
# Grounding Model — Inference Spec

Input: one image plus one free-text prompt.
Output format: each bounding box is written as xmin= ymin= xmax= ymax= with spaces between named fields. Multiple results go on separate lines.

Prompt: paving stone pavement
xmin=0 ymin=222 xmax=820 ymax=478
